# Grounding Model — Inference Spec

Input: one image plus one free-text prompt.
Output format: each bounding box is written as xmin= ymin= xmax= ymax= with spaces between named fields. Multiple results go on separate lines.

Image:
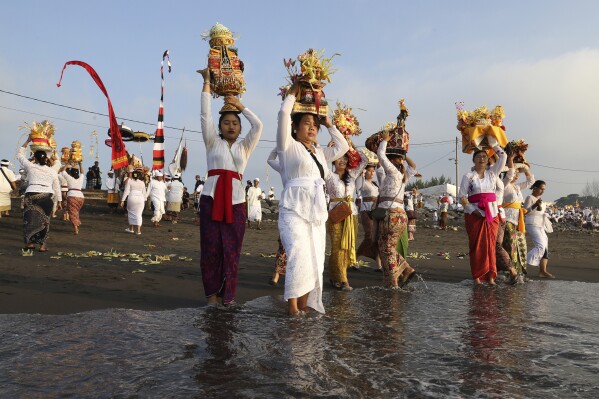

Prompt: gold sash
xmin=502 ymin=201 xmax=527 ymax=233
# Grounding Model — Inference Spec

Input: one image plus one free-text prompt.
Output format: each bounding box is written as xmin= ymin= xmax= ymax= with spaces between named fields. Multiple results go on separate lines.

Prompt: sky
xmin=1 ymin=0 xmax=598 ymax=201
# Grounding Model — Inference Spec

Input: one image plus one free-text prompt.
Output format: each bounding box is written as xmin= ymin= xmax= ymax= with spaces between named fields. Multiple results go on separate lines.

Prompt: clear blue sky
xmin=1 ymin=0 xmax=598 ymax=201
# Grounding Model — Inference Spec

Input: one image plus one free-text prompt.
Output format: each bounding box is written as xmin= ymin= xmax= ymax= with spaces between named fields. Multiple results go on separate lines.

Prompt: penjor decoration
xmin=279 ymin=48 xmax=339 ymax=117
xmin=202 ymin=23 xmax=245 ymax=113
xmin=365 ymin=99 xmax=411 ymax=156
xmin=57 ymin=61 xmax=128 ymax=169
xmin=153 ymin=50 xmax=171 ymax=170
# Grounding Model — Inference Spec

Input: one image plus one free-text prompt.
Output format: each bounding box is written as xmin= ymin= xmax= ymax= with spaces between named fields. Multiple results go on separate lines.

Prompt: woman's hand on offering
xmin=381 ymin=130 xmax=392 ymax=142
xmin=321 ymin=115 xmax=333 ymax=129
xmin=225 ymin=95 xmax=245 ymax=112
xmin=287 ymin=80 xmax=300 ymax=97
xmin=197 ymin=68 xmax=210 ymax=82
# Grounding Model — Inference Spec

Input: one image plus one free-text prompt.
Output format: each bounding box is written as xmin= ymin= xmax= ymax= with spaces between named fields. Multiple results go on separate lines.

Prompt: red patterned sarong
xmin=465 ymin=212 xmax=500 ymax=281
xmin=67 ymin=197 xmax=84 ymax=227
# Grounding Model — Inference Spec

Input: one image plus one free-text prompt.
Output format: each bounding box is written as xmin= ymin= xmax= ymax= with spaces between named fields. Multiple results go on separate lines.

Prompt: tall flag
xmin=153 ymin=50 xmax=172 ymax=170
xmin=56 ymin=61 xmax=128 ymax=169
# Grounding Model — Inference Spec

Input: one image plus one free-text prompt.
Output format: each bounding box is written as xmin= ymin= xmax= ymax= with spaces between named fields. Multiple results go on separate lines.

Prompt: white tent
xmin=416 ymin=184 xmax=457 ymax=210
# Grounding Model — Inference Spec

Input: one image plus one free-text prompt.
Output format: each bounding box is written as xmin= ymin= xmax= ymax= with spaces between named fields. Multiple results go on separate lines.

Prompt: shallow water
xmin=1 ymin=280 xmax=598 ymax=398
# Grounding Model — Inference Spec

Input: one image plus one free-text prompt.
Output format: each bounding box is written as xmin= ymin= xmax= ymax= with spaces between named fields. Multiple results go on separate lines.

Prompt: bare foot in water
xmin=539 ymin=271 xmax=555 ymax=279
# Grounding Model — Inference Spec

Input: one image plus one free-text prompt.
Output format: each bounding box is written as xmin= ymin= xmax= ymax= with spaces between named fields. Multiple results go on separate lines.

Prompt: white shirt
xmin=167 ymin=180 xmax=184 ymax=202
xmin=325 ymin=150 xmax=367 ymax=215
xmin=0 ymin=166 xmax=16 ymax=193
xmin=247 ymin=186 xmax=262 ymax=206
xmin=458 ymin=149 xmax=507 ymax=218
xmin=200 ymin=92 xmax=263 ymax=205
xmin=122 ymin=178 xmax=147 ymax=200
xmin=524 ymin=195 xmax=547 ymax=227
xmin=105 ymin=175 xmax=120 ymax=193
xmin=502 ymin=169 xmax=534 ymax=225
xmin=146 ymin=179 xmax=168 ymax=201
xmin=376 ymin=141 xmax=416 ymax=209
xmin=276 ymin=95 xmax=349 ymax=222
xmin=60 ymin=171 xmax=84 ymax=198
xmin=358 ymin=179 xmax=379 ymax=212
xmin=17 ymin=147 xmax=60 ymax=197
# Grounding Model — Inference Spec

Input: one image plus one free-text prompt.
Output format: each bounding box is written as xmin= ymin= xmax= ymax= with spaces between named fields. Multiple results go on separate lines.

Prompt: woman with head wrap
xmin=17 ymin=138 xmax=61 ymax=252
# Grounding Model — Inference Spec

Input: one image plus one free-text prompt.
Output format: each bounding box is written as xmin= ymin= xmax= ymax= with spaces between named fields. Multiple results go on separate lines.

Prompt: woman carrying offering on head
xmin=458 ymin=146 xmax=507 ymax=286
xmin=197 ymin=68 xmax=263 ymax=307
xmin=502 ymin=152 xmax=535 ymax=280
xmin=60 ymin=161 xmax=85 ymax=235
xmin=326 ymin=149 xmax=367 ymax=291
xmin=276 ymin=81 xmax=349 ymax=316
xmin=376 ymin=130 xmax=417 ymax=289
xmin=17 ymin=138 xmax=61 ymax=252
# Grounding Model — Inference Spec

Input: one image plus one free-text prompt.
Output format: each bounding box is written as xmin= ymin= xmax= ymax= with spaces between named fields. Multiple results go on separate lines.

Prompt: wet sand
xmin=1 ymin=198 xmax=597 ymax=314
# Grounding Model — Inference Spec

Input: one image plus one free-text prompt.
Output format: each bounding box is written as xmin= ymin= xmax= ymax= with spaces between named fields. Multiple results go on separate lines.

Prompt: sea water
xmin=1 ymin=280 xmax=598 ymax=398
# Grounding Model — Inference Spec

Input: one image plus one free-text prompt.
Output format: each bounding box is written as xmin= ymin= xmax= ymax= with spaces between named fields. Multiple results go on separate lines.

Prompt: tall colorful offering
xmin=202 ymin=22 xmax=245 ymax=113
xmin=456 ymin=103 xmax=508 ymax=154
xmin=279 ymin=48 xmax=339 ymax=117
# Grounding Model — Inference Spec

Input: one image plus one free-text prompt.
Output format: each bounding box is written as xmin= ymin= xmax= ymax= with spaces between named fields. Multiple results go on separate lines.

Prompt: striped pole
xmin=152 ymin=50 xmax=172 ymax=170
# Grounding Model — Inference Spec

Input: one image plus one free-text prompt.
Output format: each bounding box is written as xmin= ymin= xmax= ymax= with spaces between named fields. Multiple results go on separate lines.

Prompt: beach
xmin=1 ymin=197 xmax=598 ymax=315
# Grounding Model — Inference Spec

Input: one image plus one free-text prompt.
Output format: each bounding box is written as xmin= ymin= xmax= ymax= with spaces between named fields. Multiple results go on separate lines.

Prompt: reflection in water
xmin=1 ymin=282 xmax=598 ymax=398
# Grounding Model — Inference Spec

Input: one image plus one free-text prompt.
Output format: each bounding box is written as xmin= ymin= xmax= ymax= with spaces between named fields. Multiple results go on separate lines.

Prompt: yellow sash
xmin=502 ymin=202 xmax=527 ymax=233
xmin=330 ymin=196 xmax=357 ymax=263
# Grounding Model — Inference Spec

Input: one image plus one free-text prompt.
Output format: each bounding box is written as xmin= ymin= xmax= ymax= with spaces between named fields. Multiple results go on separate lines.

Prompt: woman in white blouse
xmin=376 ymin=131 xmax=417 ymax=288
xmin=356 ymin=163 xmax=382 ymax=271
xmin=276 ymin=81 xmax=349 ymax=316
xmin=524 ymin=180 xmax=554 ymax=278
xmin=197 ymin=68 xmax=263 ymax=307
xmin=325 ymin=149 xmax=367 ymax=291
xmin=17 ymin=138 xmax=61 ymax=252
xmin=60 ymin=162 xmax=85 ymax=235
xmin=458 ymin=146 xmax=506 ymax=285
xmin=502 ymin=155 xmax=534 ymax=277
xmin=120 ymin=170 xmax=147 ymax=235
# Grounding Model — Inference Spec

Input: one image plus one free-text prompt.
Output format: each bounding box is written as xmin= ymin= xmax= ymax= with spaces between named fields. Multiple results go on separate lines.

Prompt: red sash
xmin=208 ymin=169 xmax=242 ymax=223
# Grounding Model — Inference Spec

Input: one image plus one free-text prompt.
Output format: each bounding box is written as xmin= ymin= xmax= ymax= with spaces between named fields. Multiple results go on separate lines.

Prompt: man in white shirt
xmin=0 ymin=159 xmax=17 ymax=217
xmin=146 ymin=170 xmax=168 ymax=226
xmin=246 ymin=178 xmax=263 ymax=229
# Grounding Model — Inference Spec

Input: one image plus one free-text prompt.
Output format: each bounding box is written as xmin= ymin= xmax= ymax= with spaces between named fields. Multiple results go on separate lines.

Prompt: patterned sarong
xmin=23 ymin=192 xmax=53 ymax=245
xmin=199 ymin=195 xmax=246 ymax=304
xmin=377 ymin=208 xmax=410 ymax=286
xmin=502 ymin=221 xmax=528 ymax=274
xmin=465 ymin=212 xmax=500 ymax=281
xmin=67 ymin=197 xmax=84 ymax=228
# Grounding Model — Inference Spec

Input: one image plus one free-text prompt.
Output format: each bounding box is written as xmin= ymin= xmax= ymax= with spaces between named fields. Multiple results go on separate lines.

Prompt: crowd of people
xmin=4 ymin=69 xmax=587 ymax=318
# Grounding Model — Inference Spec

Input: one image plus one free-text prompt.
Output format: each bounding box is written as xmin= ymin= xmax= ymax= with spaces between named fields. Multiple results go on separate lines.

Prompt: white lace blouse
xmin=17 ymin=147 xmax=60 ymax=198
xmin=325 ymin=150 xmax=367 ymax=215
xmin=376 ymin=141 xmax=416 ymax=209
xmin=502 ymin=169 xmax=534 ymax=225
xmin=200 ymin=92 xmax=263 ymax=205
xmin=458 ymin=149 xmax=506 ymax=218
xmin=276 ymin=95 xmax=349 ymax=223
xmin=60 ymin=171 xmax=84 ymax=198
xmin=358 ymin=179 xmax=379 ymax=212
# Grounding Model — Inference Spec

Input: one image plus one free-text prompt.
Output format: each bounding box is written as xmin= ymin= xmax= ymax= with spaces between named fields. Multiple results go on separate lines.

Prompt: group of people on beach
xmin=3 ymin=67 xmax=557 ymax=318
xmin=192 ymin=66 xmax=557 ymax=317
